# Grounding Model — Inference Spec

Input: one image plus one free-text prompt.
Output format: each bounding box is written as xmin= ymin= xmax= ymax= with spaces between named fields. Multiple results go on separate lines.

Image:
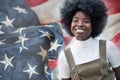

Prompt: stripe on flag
xmin=25 ymin=0 xmax=48 ymax=7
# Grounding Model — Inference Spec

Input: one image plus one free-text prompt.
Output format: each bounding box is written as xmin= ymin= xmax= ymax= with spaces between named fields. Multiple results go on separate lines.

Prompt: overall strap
xmin=64 ymin=48 xmax=75 ymax=70
xmin=99 ymin=40 xmax=106 ymax=60
xmin=99 ymin=40 xmax=108 ymax=75
xmin=99 ymin=40 xmax=115 ymax=80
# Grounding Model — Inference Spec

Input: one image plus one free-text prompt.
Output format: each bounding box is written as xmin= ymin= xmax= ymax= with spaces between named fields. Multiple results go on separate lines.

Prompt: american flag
xmin=0 ymin=0 xmax=64 ymax=80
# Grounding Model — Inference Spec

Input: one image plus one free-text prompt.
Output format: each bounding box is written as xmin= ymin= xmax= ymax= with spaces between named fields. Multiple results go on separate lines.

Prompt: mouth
xmin=75 ymin=29 xmax=85 ymax=33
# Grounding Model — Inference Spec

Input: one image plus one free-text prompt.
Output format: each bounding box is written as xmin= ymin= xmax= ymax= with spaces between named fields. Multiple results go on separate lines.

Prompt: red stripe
xmin=103 ymin=0 xmax=120 ymax=15
xmin=111 ymin=32 xmax=120 ymax=49
xmin=64 ymin=36 xmax=72 ymax=48
xmin=25 ymin=0 xmax=48 ymax=7
xmin=48 ymin=60 xmax=58 ymax=71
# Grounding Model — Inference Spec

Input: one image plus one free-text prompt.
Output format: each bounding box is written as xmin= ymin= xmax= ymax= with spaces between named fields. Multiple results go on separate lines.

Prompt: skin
xmin=62 ymin=11 xmax=120 ymax=80
xmin=113 ymin=66 xmax=120 ymax=80
xmin=70 ymin=11 xmax=92 ymax=41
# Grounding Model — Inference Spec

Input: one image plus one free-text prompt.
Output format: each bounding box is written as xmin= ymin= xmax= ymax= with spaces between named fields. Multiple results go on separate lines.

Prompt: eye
xmin=72 ymin=19 xmax=78 ymax=23
xmin=83 ymin=19 xmax=91 ymax=23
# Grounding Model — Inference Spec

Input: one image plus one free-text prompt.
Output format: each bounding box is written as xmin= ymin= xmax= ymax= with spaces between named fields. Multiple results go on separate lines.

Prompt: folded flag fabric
xmin=0 ymin=0 xmax=64 ymax=80
xmin=0 ymin=23 xmax=64 ymax=80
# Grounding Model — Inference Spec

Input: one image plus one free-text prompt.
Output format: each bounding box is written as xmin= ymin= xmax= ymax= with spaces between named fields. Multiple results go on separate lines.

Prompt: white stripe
xmin=30 ymin=0 xmax=64 ymax=24
xmin=99 ymin=13 xmax=120 ymax=40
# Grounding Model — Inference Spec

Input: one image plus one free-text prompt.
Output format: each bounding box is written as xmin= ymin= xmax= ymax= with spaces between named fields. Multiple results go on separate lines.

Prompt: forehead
xmin=73 ymin=11 xmax=90 ymax=19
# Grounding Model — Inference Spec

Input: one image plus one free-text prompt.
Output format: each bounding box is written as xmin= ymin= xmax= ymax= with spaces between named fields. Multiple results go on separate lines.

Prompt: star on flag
xmin=13 ymin=27 xmax=26 ymax=35
xmin=37 ymin=46 xmax=47 ymax=61
xmin=23 ymin=63 xmax=39 ymax=79
xmin=49 ymin=39 xmax=62 ymax=51
xmin=38 ymin=30 xmax=53 ymax=40
xmin=13 ymin=6 xmax=28 ymax=14
xmin=15 ymin=34 xmax=29 ymax=47
xmin=0 ymin=54 xmax=14 ymax=71
xmin=1 ymin=16 xmax=15 ymax=27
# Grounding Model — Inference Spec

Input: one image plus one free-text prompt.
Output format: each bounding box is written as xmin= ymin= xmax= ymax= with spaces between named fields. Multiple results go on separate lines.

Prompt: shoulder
xmin=58 ymin=49 xmax=67 ymax=61
xmin=106 ymin=40 xmax=118 ymax=50
xmin=98 ymin=39 xmax=117 ymax=49
xmin=105 ymin=40 xmax=119 ymax=56
xmin=106 ymin=40 xmax=120 ymax=68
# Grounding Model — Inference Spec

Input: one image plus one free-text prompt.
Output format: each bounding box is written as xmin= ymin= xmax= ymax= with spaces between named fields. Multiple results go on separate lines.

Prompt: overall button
xmin=74 ymin=73 xmax=77 ymax=77
xmin=73 ymin=73 xmax=78 ymax=79
xmin=73 ymin=73 xmax=81 ymax=80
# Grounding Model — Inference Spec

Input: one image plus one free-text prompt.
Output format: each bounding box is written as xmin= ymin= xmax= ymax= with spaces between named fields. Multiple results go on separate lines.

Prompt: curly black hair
xmin=60 ymin=0 xmax=107 ymax=38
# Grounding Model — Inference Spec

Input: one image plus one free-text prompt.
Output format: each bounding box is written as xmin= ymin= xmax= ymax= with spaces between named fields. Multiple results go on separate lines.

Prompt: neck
xmin=76 ymin=36 xmax=91 ymax=41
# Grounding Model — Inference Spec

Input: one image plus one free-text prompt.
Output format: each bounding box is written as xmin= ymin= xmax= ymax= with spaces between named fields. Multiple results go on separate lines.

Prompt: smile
xmin=75 ymin=29 xmax=85 ymax=33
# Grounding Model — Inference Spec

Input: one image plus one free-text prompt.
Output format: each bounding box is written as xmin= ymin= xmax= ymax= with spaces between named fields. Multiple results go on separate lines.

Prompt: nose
xmin=77 ymin=20 xmax=83 ymax=26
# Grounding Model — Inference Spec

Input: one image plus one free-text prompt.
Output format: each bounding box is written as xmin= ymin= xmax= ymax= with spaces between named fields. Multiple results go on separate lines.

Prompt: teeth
xmin=76 ymin=29 xmax=85 ymax=33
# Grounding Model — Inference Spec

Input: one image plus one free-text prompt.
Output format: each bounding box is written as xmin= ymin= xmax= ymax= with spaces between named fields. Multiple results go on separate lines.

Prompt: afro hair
xmin=60 ymin=0 xmax=107 ymax=38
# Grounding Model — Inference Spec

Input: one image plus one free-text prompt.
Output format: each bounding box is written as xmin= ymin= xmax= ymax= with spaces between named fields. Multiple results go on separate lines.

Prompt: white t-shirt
xmin=58 ymin=37 xmax=120 ymax=78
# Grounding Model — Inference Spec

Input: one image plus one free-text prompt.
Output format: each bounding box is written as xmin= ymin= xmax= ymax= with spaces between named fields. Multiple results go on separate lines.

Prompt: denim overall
xmin=64 ymin=40 xmax=115 ymax=80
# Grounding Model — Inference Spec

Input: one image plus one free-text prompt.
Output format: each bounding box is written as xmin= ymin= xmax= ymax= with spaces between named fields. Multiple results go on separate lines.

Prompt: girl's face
xmin=71 ymin=11 xmax=92 ymax=41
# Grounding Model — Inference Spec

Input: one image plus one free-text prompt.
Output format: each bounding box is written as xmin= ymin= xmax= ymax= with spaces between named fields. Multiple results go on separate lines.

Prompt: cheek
xmin=87 ymin=23 xmax=92 ymax=29
xmin=70 ymin=24 xmax=75 ymax=34
xmin=88 ymin=25 xmax=92 ymax=34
